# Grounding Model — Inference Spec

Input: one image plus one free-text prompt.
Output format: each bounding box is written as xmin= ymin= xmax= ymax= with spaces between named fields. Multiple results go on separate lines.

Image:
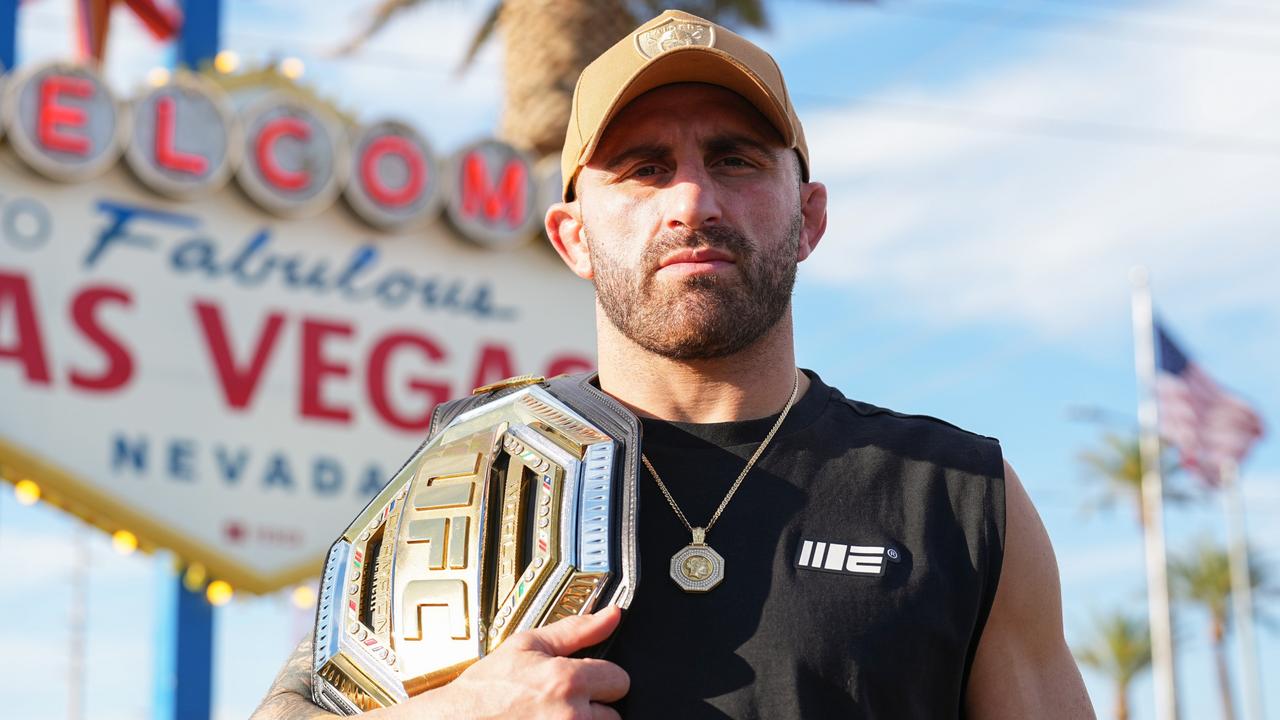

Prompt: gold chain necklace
xmin=641 ymin=368 xmax=801 ymax=592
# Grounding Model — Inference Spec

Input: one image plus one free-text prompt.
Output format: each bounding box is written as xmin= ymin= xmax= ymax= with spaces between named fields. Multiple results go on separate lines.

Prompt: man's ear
xmin=545 ymin=201 xmax=593 ymax=280
xmin=796 ymin=181 xmax=828 ymax=263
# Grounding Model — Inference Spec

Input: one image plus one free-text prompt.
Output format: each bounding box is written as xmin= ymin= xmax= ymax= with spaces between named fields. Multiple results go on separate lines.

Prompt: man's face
xmin=569 ymin=83 xmax=815 ymax=360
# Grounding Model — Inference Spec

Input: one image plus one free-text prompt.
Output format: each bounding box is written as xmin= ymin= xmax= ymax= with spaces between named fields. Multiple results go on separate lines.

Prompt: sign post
xmin=177 ymin=0 xmax=222 ymax=70
xmin=1 ymin=0 xmax=15 ymax=70
xmin=173 ymin=571 xmax=215 ymax=720
xmin=172 ymin=5 xmax=226 ymax=698
xmin=152 ymin=560 xmax=215 ymax=720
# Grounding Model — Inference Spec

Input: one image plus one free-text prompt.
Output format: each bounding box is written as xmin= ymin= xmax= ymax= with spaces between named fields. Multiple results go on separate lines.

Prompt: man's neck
xmin=594 ymin=312 xmax=808 ymax=423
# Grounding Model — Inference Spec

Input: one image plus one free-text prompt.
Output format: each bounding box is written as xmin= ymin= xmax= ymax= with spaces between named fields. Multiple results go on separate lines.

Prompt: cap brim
xmin=575 ymin=46 xmax=795 ymax=172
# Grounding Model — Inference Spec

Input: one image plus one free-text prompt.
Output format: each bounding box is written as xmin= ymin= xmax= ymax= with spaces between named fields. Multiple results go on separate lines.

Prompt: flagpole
xmin=1129 ymin=266 xmax=1179 ymax=720
xmin=69 ymin=521 xmax=89 ymax=720
xmin=1221 ymin=459 xmax=1263 ymax=720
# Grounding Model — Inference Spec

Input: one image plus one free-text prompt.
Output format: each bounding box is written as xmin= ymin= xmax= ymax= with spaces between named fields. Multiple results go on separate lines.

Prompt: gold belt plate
xmin=312 ymin=386 xmax=622 ymax=714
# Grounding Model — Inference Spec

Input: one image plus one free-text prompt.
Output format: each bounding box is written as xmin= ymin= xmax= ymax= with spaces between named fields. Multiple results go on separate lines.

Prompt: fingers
xmin=575 ymin=658 xmax=630 ymax=703
xmin=522 ymin=605 xmax=622 ymax=657
xmin=589 ymin=702 xmax=622 ymax=720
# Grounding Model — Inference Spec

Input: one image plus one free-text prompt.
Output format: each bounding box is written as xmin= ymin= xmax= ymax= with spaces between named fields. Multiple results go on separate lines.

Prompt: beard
xmin=585 ymin=210 xmax=802 ymax=360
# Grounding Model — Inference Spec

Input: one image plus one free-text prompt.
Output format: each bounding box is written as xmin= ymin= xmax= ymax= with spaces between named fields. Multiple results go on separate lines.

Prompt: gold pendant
xmin=669 ymin=527 xmax=725 ymax=593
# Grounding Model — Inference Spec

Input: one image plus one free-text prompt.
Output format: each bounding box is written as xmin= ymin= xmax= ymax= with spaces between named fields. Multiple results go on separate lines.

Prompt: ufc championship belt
xmin=311 ymin=373 xmax=640 ymax=714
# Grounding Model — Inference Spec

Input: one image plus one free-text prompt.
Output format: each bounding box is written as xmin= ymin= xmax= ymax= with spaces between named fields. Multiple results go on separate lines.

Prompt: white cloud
xmin=801 ymin=0 xmax=1280 ymax=339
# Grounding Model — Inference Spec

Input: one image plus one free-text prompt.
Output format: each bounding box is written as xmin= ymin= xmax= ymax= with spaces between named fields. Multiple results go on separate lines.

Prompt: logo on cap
xmin=635 ymin=18 xmax=715 ymax=59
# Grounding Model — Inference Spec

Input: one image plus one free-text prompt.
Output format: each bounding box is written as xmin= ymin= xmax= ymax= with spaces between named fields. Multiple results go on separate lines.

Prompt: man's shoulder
xmin=833 ymin=393 xmax=999 ymax=444
xmin=816 ymin=378 xmax=1003 ymax=477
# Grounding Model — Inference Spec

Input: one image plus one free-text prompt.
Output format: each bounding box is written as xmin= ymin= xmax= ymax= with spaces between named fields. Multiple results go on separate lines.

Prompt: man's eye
xmin=633 ymin=165 xmax=663 ymax=177
xmin=718 ymin=156 xmax=751 ymax=168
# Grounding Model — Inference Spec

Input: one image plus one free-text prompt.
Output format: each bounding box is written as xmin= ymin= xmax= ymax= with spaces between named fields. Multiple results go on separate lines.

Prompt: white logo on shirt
xmin=797 ymin=539 xmax=899 ymax=577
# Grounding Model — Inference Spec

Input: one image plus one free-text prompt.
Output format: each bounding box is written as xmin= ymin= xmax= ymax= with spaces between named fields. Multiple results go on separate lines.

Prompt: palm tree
xmin=1078 ymin=431 xmax=1187 ymax=528
xmin=1075 ymin=610 xmax=1152 ymax=720
xmin=1169 ymin=539 xmax=1273 ymax=720
xmin=337 ymin=0 xmax=865 ymax=158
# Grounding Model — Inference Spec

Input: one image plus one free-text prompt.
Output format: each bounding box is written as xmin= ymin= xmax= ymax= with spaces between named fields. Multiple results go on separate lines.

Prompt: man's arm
xmin=965 ymin=461 xmax=1096 ymax=719
xmin=251 ymin=633 xmax=339 ymax=720
xmin=250 ymin=605 xmax=628 ymax=720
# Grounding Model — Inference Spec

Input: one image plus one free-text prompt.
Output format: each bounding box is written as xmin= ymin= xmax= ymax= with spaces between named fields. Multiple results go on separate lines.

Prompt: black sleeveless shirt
xmin=602 ymin=370 xmax=1006 ymax=719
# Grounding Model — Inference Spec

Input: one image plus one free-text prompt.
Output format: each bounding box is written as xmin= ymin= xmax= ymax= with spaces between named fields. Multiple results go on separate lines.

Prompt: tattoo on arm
xmin=250 ymin=633 xmax=337 ymax=720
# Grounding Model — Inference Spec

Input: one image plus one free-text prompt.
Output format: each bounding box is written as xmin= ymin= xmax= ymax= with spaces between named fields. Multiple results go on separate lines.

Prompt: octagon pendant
xmin=670 ymin=543 xmax=725 ymax=593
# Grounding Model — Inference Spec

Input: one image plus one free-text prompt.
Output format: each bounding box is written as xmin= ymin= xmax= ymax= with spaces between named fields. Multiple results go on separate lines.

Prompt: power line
xmin=224 ymin=28 xmax=491 ymax=77
xmin=20 ymin=3 xmax=1280 ymax=76
xmin=984 ymin=0 xmax=1280 ymax=32
xmin=13 ymin=11 xmax=494 ymax=78
xmin=1039 ymin=0 xmax=1280 ymax=21
xmin=787 ymin=1 xmax=1280 ymax=160
xmin=793 ymin=93 xmax=1280 ymax=159
xmin=16 ymin=3 xmax=1280 ymax=160
xmin=874 ymin=2 xmax=1280 ymax=58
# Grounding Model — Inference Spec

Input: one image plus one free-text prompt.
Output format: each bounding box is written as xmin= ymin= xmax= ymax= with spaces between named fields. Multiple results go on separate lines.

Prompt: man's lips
xmin=657 ymin=247 xmax=737 ymax=275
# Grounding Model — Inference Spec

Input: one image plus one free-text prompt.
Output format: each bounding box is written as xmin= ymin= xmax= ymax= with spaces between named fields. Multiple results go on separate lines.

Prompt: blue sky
xmin=2 ymin=1 xmax=1278 ymax=718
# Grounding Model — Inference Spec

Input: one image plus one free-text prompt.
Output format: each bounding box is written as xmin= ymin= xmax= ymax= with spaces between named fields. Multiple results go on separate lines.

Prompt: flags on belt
xmin=1155 ymin=320 xmax=1265 ymax=485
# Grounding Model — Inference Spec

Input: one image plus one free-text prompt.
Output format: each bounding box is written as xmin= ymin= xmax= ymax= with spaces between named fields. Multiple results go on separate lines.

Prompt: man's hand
xmin=251 ymin=605 xmax=628 ymax=720
xmin=422 ymin=604 xmax=628 ymax=719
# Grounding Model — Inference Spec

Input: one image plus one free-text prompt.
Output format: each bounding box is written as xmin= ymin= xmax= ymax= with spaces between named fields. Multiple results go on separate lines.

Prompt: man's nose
xmin=662 ymin=165 xmax=722 ymax=231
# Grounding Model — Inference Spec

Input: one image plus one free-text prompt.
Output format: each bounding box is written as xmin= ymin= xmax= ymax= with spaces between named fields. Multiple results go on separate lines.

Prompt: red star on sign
xmin=224 ymin=520 xmax=246 ymax=544
xmin=76 ymin=0 xmax=182 ymax=65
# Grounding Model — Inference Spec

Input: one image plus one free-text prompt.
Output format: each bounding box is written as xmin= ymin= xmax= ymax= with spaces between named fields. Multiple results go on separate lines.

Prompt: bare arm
xmin=250 ymin=633 xmax=342 ymax=720
xmin=964 ymin=461 xmax=1095 ymax=719
xmin=250 ymin=606 xmax=628 ymax=720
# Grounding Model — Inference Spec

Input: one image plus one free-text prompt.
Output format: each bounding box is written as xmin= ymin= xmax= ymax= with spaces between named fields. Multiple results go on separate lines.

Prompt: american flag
xmin=1155 ymin=320 xmax=1265 ymax=486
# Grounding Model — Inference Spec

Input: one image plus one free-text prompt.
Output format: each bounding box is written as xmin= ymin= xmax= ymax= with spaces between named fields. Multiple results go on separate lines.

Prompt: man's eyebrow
xmin=598 ymin=133 xmax=779 ymax=172
xmin=702 ymin=133 xmax=777 ymax=159
xmin=600 ymin=142 xmax=670 ymax=172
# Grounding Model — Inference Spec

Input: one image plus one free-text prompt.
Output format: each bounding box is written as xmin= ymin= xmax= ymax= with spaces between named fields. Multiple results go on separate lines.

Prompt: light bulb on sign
xmin=207 ymin=580 xmax=234 ymax=606
xmin=112 ymin=529 xmax=139 ymax=555
xmin=279 ymin=57 xmax=305 ymax=80
xmin=183 ymin=563 xmax=207 ymax=592
xmin=292 ymin=585 xmax=317 ymax=609
xmin=146 ymin=67 xmax=170 ymax=87
xmin=214 ymin=50 xmax=240 ymax=74
xmin=13 ymin=479 xmax=40 ymax=506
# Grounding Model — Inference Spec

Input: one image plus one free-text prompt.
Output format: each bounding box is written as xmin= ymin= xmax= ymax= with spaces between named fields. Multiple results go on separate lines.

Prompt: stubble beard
xmin=586 ymin=210 xmax=803 ymax=360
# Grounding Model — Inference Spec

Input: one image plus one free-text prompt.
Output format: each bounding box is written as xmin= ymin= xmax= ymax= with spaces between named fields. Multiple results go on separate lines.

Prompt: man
xmin=254 ymin=9 xmax=1094 ymax=719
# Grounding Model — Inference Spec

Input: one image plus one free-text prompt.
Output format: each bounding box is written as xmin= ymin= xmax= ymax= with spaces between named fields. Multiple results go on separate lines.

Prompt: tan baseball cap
xmin=560 ymin=9 xmax=809 ymax=201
